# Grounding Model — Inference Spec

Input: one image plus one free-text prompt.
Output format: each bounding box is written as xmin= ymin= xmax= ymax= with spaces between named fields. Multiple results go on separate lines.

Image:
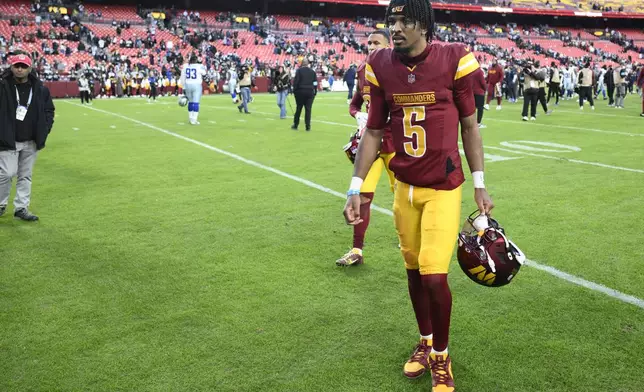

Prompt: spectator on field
xmin=0 ymin=52 xmax=55 ymax=221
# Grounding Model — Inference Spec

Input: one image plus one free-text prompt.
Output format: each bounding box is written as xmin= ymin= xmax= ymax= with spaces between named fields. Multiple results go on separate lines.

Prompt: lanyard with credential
xmin=15 ymin=86 xmax=33 ymax=122
xmin=15 ymin=86 xmax=33 ymax=107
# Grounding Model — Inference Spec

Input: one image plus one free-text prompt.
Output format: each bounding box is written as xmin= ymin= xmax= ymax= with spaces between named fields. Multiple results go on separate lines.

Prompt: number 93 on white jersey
xmin=181 ymin=63 xmax=206 ymax=85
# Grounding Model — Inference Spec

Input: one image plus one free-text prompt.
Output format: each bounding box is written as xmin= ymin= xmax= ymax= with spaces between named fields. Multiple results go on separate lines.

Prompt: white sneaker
xmin=484 ymin=104 xmax=490 ymax=110
xmin=522 ymin=116 xmax=528 ymax=121
xmin=580 ymin=106 xmax=584 ymax=110
xmin=591 ymin=106 xmax=595 ymax=110
xmin=478 ymin=123 xmax=487 ymax=129
xmin=496 ymin=105 xmax=502 ymax=110
xmin=530 ymin=117 xmax=536 ymax=121
xmin=347 ymin=99 xmax=352 ymax=104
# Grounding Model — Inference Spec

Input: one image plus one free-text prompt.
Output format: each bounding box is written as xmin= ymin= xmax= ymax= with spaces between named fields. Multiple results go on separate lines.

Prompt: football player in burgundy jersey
xmin=485 ymin=60 xmax=504 ymax=110
xmin=336 ymin=30 xmax=395 ymax=267
xmin=342 ymin=0 xmax=494 ymax=391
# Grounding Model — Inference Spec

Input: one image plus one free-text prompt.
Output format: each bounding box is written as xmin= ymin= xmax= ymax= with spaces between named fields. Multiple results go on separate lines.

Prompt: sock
xmin=407 ymin=269 xmax=432 ymax=336
xmin=421 ymin=333 xmax=433 ymax=341
xmin=497 ymin=97 xmax=502 ymax=105
xmin=431 ymin=347 xmax=448 ymax=355
xmin=421 ymin=274 xmax=452 ymax=352
xmin=352 ymin=192 xmax=373 ymax=249
xmin=194 ymin=103 xmax=199 ymax=121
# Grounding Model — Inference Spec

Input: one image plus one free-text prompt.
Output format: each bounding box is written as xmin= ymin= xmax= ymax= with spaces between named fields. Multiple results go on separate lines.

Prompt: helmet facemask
xmin=457 ymin=211 xmax=525 ymax=287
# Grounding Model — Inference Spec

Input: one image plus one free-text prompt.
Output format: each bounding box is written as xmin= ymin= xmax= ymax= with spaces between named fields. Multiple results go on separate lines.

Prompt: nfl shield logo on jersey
xmin=408 ymin=74 xmax=416 ymax=84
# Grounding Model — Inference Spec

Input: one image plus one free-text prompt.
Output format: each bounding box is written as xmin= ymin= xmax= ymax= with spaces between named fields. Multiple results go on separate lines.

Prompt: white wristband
xmin=349 ymin=176 xmax=363 ymax=192
xmin=472 ymin=171 xmax=485 ymax=189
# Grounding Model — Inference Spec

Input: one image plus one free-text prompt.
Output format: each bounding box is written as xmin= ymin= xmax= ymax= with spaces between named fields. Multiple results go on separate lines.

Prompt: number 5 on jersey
xmin=403 ymin=106 xmax=426 ymax=158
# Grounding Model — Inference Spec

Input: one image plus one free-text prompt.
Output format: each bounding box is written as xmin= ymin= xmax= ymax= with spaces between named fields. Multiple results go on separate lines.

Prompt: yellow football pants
xmin=394 ymin=182 xmax=462 ymax=275
xmin=360 ymin=152 xmax=396 ymax=194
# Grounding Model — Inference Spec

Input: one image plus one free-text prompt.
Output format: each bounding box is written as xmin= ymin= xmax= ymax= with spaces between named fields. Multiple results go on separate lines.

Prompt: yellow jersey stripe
xmin=454 ymin=53 xmax=479 ymax=80
xmin=365 ymin=63 xmax=380 ymax=87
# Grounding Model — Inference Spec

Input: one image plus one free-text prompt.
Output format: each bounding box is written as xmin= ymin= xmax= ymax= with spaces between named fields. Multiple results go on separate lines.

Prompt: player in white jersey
xmin=595 ymin=67 xmax=607 ymax=100
xmin=562 ymin=67 xmax=572 ymax=99
xmin=570 ymin=66 xmax=579 ymax=98
xmin=227 ymin=68 xmax=238 ymax=103
xmin=179 ymin=55 xmax=206 ymax=125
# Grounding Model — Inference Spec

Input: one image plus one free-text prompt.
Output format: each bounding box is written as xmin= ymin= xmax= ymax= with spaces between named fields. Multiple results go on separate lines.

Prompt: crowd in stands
xmin=0 ymin=0 xmax=642 ymax=102
xmin=492 ymin=0 xmax=643 ymax=13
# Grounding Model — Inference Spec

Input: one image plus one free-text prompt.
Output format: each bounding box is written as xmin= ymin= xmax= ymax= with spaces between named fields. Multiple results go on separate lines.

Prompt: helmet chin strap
xmin=508 ymin=240 xmax=526 ymax=265
xmin=485 ymin=249 xmax=497 ymax=273
xmin=477 ymin=228 xmax=525 ymax=273
xmin=475 ymin=230 xmax=497 ymax=273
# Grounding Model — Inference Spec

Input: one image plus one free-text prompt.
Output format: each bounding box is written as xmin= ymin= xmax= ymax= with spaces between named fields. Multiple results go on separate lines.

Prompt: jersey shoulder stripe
xmin=454 ymin=52 xmax=479 ymax=80
xmin=364 ymin=63 xmax=380 ymax=87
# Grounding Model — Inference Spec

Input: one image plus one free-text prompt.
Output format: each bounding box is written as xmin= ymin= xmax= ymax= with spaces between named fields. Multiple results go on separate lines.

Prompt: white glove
xmin=472 ymin=214 xmax=490 ymax=232
xmin=355 ymin=112 xmax=368 ymax=131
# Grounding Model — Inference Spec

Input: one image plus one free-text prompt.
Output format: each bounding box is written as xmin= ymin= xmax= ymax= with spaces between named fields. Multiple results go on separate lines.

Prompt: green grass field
xmin=1 ymin=91 xmax=643 ymax=392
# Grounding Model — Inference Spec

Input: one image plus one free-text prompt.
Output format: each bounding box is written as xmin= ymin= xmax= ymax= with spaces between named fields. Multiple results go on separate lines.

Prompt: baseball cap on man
xmin=9 ymin=54 xmax=32 ymax=67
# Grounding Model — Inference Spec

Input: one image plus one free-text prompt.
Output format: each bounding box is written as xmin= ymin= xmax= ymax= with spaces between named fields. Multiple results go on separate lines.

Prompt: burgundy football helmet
xmin=457 ymin=211 xmax=525 ymax=287
xmin=342 ymin=130 xmax=361 ymax=164
xmin=342 ymin=127 xmax=382 ymax=164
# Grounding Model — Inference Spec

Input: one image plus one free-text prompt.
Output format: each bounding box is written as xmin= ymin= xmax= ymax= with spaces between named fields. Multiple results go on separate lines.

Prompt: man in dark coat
xmin=0 ymin=52 xmax=55 ymax=221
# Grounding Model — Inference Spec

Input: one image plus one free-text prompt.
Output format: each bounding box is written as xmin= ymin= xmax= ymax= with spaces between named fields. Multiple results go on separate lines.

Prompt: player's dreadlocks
xmin=385 ymin=0 xmax=435 ymax=42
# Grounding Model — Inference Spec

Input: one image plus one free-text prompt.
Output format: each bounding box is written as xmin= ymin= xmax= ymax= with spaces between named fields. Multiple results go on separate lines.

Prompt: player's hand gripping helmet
xmin=457 ymin=211 xmax=525 ymax=287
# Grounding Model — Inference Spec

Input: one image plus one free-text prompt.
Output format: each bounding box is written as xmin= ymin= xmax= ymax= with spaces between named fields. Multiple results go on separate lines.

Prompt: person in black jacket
xmin=291 ymin=59 xmax=317 ymax=131
xmin=0 ymin=52 xmax=55 ymax=221
xmin=343 ymin=64 xmax=357 ymax=104
xmin=272 ymin=65 xmax=291 ymax=119
xmin=605 ymin=65 xmax=615 ymax=107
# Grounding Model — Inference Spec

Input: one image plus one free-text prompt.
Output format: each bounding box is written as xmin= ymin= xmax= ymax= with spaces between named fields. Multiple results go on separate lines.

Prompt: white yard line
xmin=483 ymin=145 xmax=644 ymax=173
xmin=212 ymin=104 xmax=644 ymax=138
xmin=554 ymin=108 xmax=621 ymax=118
xmin=276 ymin=98 xmax=644 ymax=137
xmin=212 ymin=105 xmax=644 ymax=173
xmin=485 ymin=118 xmax=644 ymax=137
xmin=63 ymin=101 xmax=644 ymax=310
xmin=209 ymin=105 xmax=357 ymax=129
